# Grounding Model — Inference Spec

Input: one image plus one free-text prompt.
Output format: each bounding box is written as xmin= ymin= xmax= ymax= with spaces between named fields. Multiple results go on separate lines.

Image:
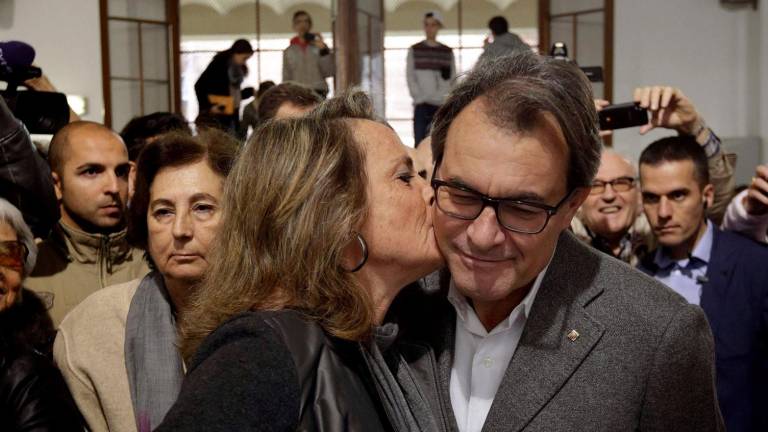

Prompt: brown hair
xmin=178 ymin=90 xmax=376 ymax=361
xmin=257 ymin=82 xmax=322 ymax=122
xmin=431 ymin=52 xmax=601 ymax=191
xmin=127 ymin=129 xmax=240 ymax=251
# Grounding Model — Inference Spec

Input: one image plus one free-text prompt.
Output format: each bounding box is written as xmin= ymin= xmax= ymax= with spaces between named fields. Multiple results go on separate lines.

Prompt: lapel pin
xmin=567 ymin=329 xmax=580 ymax=342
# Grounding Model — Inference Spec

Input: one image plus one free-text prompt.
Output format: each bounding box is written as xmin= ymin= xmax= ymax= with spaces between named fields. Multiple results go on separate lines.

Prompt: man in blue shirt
xmin=639 ymin=136 xmax=768 ymax=432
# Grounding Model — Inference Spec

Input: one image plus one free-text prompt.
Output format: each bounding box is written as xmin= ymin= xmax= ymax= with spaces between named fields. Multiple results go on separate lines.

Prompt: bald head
xmin=48 ymin=121 xmax=126 ymax=173
xmin=49 ymin=121 xmax=131 ymax=234
xmin=580 ymin=148 xmax=640 ymax=243
xmin=599 ymin=149 xmax=636 ymax=179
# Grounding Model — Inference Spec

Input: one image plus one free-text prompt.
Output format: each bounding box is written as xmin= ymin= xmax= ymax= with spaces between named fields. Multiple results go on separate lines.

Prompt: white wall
xmin=612 ymin=0 xmax=766 ymax=173
xmin=0 ymin=0 xmax=103 ymax=122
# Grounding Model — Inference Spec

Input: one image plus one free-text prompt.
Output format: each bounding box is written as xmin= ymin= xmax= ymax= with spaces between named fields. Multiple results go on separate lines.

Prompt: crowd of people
xmin=1 ymin=9 xmax=767 ymax=432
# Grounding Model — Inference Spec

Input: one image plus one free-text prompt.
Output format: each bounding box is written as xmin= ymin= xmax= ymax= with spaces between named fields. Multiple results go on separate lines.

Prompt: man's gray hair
xmin=0 ymin=198 xmax=38 ymax=276
xmin=431 ymin=51 xmax=602 ymax=190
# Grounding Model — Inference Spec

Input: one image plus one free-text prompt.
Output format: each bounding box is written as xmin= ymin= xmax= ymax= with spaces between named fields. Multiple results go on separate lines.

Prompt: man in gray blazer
xmin=386 ymin=52 xmax=723 ymax=431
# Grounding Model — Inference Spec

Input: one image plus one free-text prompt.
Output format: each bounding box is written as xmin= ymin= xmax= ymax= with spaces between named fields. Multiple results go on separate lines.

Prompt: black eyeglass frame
xmin=589 ymin=176 xmax=636 ymax=195
xmin=430 ymin=177 xmax=575 ymax=234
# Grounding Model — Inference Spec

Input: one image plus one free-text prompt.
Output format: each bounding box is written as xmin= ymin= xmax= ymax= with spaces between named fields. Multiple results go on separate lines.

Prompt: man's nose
xmin=104 ymin=171 xmax=120 ymax=195
xmin=466 ymin=206 xmax=505 ymax=250
xmin=657 ymin=197 xmax=672 ymax=219
xmin=601 ymin=183 xmax=617 ymax=201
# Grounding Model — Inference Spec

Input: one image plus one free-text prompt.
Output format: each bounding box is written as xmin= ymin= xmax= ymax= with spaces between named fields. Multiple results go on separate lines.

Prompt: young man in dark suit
xmin=638 ymin=136 xmax=768 ymax=432
xmin=387 ymin=52 xmax=724 ymax=431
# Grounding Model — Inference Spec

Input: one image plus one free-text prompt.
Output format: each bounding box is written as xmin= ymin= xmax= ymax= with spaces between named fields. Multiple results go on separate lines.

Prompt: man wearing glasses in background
xmin=573 ymin=86 xmax=734 ymax=268
xmin=388 ymin=53 xmax=723 ymax=431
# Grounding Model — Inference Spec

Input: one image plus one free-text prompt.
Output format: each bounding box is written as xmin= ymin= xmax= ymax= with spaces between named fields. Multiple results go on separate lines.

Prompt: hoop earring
xmin=347 ymin=232 xmax=368 ymax=273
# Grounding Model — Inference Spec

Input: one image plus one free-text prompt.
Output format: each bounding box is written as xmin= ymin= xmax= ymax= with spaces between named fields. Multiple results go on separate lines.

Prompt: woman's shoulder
xmin=58 ymin=278 xmax=142 ymax=332
xmin=159 ymin=311 xmax=302 ymax=431
xmin=54 ymin=278 xmax=142 ymax=371
xmin=193 ymin=310 xmax=322 ymax=365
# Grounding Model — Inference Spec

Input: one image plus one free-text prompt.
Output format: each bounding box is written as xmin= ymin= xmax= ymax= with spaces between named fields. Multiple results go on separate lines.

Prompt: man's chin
xmin=449 ymin=259 xmax=521 ymax=299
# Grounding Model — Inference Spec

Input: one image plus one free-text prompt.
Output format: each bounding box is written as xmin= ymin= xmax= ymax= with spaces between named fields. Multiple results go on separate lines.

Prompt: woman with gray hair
xmin=0 ymin=198 xmax=84 ymax=430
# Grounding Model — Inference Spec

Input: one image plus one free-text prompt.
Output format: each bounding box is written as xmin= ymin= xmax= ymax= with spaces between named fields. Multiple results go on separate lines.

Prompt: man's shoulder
xmin=28 ymin=238 xmax=68 ymax=278
xmin=713 ymin=227 xmax=768 ymax=262
xmin=548 ymin=232 xmax=692 ymax=331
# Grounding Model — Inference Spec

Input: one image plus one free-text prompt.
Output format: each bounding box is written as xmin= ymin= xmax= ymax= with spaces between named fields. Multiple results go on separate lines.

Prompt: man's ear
xmin=51 ymin=171 xmax=63 ymax=201
xmin=128 ymin=161 xmax=137 ymax=201
xmin=702 ymin=183 xmax=715 ymax=210
xmin=560 ymin=187 xmax=590 ymax=229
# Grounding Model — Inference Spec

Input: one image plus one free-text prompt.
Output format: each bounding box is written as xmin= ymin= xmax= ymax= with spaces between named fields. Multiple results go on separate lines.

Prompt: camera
xmin=1 ymin=41 xmax=70 ymax=134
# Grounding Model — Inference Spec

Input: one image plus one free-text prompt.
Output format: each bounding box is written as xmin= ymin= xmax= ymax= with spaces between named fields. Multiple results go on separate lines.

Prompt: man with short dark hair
xmin=574 ymin=86 xmax=735 ymax=266
xmin=257 ymin=82 xmax=321 ymax=122
xmin=120 ymin=112 xmax=191 ymax=162
xmin=388 ymin=52 xmax=723 ymax=431
xmin=479 ymin=15 xmax=529 ymax=62
xmin=27 ymin=122 xmax=149 ymax=325
xmin=638 ymin=137 xmax=768 ymax=432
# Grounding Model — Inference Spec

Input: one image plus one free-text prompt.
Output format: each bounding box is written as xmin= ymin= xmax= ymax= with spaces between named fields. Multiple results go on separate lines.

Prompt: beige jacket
xmin=26 ymin=222 xmax=149 ymax=326
xmin=54 ymin=278 xmax=141 ymax=432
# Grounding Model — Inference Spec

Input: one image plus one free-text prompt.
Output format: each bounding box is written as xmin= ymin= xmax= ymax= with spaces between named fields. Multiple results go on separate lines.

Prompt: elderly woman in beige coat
xmin=53 ymin=130 xmax=239 ymax=432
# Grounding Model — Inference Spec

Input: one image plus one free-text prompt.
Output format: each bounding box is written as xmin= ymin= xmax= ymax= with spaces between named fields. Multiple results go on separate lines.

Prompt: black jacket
xmin=157 ymin=309 xmax=392 ymax=431
xmin=0 ymin=97 xmax=59 ymax=239
xmin=0 ymin=290 xmax=84 ymax=431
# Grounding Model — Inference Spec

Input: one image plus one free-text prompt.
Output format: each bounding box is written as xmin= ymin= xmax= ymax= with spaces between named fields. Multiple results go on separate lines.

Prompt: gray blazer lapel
xmin=482 ymin=232 xmax=606 ymax=432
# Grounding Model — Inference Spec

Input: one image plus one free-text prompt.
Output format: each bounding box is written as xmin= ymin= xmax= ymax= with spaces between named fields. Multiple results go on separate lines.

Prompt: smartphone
xmin=598 ymin=102 xmax=649 ymax=131
xmin=304 ymin=32 xmax=316 ymax=42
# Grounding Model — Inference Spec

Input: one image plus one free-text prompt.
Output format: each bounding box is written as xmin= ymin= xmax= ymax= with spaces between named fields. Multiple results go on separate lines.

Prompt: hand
xmin=743 ymin=164 xmax=768 ymax=216
xmin=311 ymin=33 xmax=327 ymax=50
xmin=633 ymin=86 xmax=703 ymax=136
xmin=24 ymin=74 xmax=57 ymax=92
xmin=594 ymin=99 xmax=612 ymax=137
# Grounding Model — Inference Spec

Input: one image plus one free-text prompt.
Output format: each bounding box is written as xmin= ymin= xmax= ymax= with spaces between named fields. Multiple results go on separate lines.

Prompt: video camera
xmin=1 ymin=41 xmax=70 ymax=134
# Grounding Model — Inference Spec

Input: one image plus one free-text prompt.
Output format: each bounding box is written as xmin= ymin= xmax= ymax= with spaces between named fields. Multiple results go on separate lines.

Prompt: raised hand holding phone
xmin=633 ymin=86 xmax=703 ymax=137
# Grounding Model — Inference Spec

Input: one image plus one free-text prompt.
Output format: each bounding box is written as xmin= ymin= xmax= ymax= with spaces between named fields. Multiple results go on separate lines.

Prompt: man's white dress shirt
xmin=448 ymin=263 xmax=549 ymax=432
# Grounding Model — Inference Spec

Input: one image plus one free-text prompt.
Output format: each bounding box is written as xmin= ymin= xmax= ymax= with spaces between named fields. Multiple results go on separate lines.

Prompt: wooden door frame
xmin=99 ymin=0 xmax=181 ymax=127
xmin=537 ymin=0 xmax=613 ymax=103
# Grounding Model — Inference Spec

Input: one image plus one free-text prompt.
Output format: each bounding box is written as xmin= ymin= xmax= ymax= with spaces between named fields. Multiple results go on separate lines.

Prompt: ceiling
xmin=180 ymin=0 xmax=523 ymax=15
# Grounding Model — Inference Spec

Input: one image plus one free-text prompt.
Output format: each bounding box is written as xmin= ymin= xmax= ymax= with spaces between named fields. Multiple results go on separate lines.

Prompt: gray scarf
xmin=124 ymin=271 xmax=185 ymax=432
xmin=361 ymin=323 xmax=440 ymax=432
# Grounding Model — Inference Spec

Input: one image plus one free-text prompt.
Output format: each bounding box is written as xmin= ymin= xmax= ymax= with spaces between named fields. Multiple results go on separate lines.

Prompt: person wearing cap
xmin=194 ymin=39 xmax=255 ymax=134
xmin=406 ymin=11 xmax=456 ymax=146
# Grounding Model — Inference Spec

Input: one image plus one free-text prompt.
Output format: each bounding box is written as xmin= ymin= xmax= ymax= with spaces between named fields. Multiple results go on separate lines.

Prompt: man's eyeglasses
xmin=590 ymin=177 xmax=635 ymax=195
xmin=431 ymin=178 xmax=574 ymax=234
xmin=0 ymin=241 xmax=27 ymax=272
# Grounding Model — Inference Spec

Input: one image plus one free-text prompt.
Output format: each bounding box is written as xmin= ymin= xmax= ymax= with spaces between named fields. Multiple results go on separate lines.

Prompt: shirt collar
xmin=653 ymin=220 xmax=714 ymax=269
xmin=447 ymin=250 xmax=554 ymax=336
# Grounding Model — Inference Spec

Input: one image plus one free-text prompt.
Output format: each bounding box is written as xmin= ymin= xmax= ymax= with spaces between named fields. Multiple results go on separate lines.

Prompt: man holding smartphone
xmin=573 ymin=85 xmax=735 ymax=265
xmin=282 ymin=10 xmax=334 ymax=99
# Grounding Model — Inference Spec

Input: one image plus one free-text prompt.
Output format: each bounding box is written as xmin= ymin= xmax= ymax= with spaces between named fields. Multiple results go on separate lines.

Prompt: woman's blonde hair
xmin=179 ymin=90 xmax=377 ymax=360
